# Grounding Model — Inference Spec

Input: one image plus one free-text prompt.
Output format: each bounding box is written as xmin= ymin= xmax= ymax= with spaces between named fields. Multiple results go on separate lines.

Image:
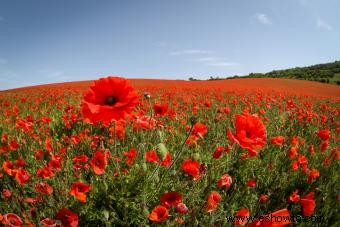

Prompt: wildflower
xmin=160 ymin=192 xmax=182 ymax=207
xmin=247 ymin=178 xmax=256 ymax=188
xmin=160 ymin=152 xmax=171 ymax=167
xmin=145 ymin=150 xmax=159 ymax=163
xmin=176 ymin=203 xmax=189 ymax=214
xmin=40 ymin=218 xmax=57 ymax=227
xmin=259 ymin=194 xmax=269 ymax=203
xmin=307 ymin=169 xmax=320 ymax=184
xmin=217 ymin=174 xmax=232 ymax=190
xmin=270 ymin=136 xmax=285 ymax=146
xmin=153 ymin=103 xmax=168 ymax=116
xmin=81 ymin=76 xmax=138 ymax=124
xmin=148 ymin=205 xmax=169 ymax=223
xmin=90 ymin=150 xmax=106 ymax=175
xmin=300 ymin=192 xmax=316 ymax=216
xmin=206 ymin=191 xmax=221 ymax=213
xmin=1 ymin=213 xmax=23 ymax=227
xmin=57 ymin=208 xmax=78 ymax=227
xmin=234 ymin=208 xmax=250 ymax=226
xmin=123 ymin=148 xmax=137 ymax=166
xmin=15 ymin=169 xmax=30 ymax=185
xmin=317 ymin=129 xmax=330 ymax=141
xmin=70 ymin=182 xmax=92 ymax=203
xmin=181 ymin=159 xmax=200 ymax=180
xmin=227 ymin=114 xmax=266 ymax=157
xmin=288 ymin=190 xmax=300 ymax=203
xmin=35 ymin=182 xmax=53 ymax=195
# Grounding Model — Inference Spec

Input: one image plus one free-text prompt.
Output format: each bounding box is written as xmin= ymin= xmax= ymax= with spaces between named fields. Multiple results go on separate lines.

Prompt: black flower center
xmin=106 ymin=96 xmax=117 ymax=106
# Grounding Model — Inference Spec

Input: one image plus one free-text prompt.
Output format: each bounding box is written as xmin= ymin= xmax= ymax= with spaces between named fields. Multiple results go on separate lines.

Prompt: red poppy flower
xmin=181 ymin=159 xmax=200 ymax=180
xmin=291 ymin=136 xmax=299 ymax=147
xmin=307 ymin=169 xmax=320 ymax=184
xmin=40 ymin=218 xmax=57 ymax=227
xmin=317 ymin=129 xmax=330 ymax=141
xmin=160 ymin=191 xmax=182 ymax=207
xmin=56 ymin=208 xmax=78 ymax=227
xmin=153 ymin=103 xmax=168 ymax=116
xmin=217 ymin=174 xmax=232 ymax=189
xmin=213 ymin=146 xmax=225 ymax=159
xmin=160 ymin=152 xmax=171 ymax=167
xmin=134 ymin=115 xmax=157 ymax=130
xmin=15 ymin=158 xmax=26 ymax=168
xmin=145 ymin=150 xmax=159 ymax=163
xmin=36 ymin=182 xmax=53 ymax=195
xmin=2 ymin=213 xmax=23 ymax=227
xmin=270 ymin=136 xmax=285 ymax=146
xmin=2 ymin=161 xmax=15 ymax=176
xmin=37 ymin=166 xmax=54 ymax=179
xmin=289 ymin=190 xmax=300 ymax=203
xmin=15 ymin=169 xmax=30 ymax=185
xmin=81 ymin=76 xmax=139 ymax=125
xmin=227 ymin=114 xmax=266 ymax=157
xmin=247 ymin=178 xmax=256 ymax=188
xmin=90 ymin=150 xmax=106 ymax=175
xmin=259 ymin=194 xmax=269 ymax=203
xmin=123 ymin=148 xmax=137 ymax=166
xmin=320 ymin=140 xmax=329 ymax=152
xmin=191 ymin=123 xmax=208 ymax=138
xmin=70 ymin=182 xmax=92 ymax=203
xmin=148 ymin=205 xmax=169 ymax=223
xmin=2 ymin=189 xmax=12 ymax=199
xmin=234 ymin=207 xmax=250 ymax=226
xmin=309 ymin=145 xmax=315 ymax=155
xmin=72 ymin=155 xmax=89 ymax=163
xmin=206 ymin=191 xmax=221 ymax=213
xmin=288 ymin=147 xmax=298 ymax=159
xmin=300 ymin=192 xmax=316 ymax=216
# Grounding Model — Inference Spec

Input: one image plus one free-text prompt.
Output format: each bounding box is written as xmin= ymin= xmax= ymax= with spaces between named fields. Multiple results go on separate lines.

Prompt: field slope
xmin=2 ymin=78 xmax=340 ymax=100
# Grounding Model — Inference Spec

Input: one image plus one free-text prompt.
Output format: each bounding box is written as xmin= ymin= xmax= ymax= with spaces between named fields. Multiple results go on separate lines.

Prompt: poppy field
xmin=0 ymin=77 xmax=339 ymax=226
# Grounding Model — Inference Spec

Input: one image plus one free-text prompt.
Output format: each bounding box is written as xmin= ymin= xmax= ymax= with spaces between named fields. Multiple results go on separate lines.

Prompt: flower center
xmin=106 ymin=96 xmax=117 ymax=106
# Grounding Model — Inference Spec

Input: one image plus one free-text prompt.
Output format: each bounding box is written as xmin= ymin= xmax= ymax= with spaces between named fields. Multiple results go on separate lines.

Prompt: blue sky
xmin=0 ymin=0 xmax=339 ymax=90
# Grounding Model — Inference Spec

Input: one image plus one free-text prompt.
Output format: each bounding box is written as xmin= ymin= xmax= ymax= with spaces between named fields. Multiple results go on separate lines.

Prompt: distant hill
xmin=199 ymin=61 xmax=340 ymax=85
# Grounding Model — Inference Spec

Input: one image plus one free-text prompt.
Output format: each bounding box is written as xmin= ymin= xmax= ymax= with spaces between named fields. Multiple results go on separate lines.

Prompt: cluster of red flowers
xmin=0 ymin=76 xmax=338 ymax=226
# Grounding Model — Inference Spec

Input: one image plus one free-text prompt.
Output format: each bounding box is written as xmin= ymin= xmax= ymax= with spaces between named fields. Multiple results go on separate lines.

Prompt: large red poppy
xmin=227 ymin=114 xmax=266 ymax=156
xmin=81 ymin=76 xmax=139 ymax=124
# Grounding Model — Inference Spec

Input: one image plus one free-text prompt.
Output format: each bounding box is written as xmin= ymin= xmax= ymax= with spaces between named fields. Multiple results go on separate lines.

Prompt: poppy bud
xmin=157 ymin=143 xmax=168 ymax=159
xmin=142 ymin=163 xmax=147 ymax=171
xmin=102 ymin=210 xmax=109 ymax=221
xmin=176 ymin=203 xmax=189 ymax=214
xmin=193 ymin=152 xmax=200 ymax=161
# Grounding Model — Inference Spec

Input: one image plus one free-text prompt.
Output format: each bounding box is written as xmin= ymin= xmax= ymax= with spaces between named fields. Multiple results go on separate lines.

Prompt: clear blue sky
xmin=0 ymin=0 xmax=339 ymax=90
